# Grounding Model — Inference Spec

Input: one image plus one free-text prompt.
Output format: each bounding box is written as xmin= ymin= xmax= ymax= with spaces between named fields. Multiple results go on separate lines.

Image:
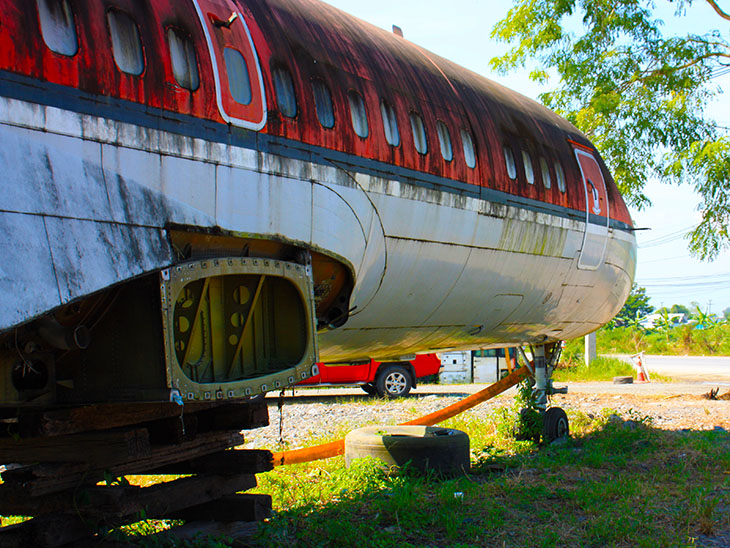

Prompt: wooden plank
xmin=0 ymin=431 xmax=244 ymax=497
xmin=15 ymin=402 xmax=214 ymax=438
xmin=0 ymin=471 xmax=256 ymax=520
xmin=164 ymin=493 xmax=271 ymax=522
xmin=151 ymin=449 xmax=273 ymax=475
xmin=0 ymin=429 xmax=149 ymax=464
xmin=14 ymin=400 xmax=267 ymax=439
xmin=72 ymin=521 xmax=261 ymax=548
xmin=195 ymin=402 xmax=269 ymax=431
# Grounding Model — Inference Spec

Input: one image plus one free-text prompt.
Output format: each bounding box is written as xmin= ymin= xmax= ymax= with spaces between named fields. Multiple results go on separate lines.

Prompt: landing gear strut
xmin=517 ymin=343 xmax=569 ymax=443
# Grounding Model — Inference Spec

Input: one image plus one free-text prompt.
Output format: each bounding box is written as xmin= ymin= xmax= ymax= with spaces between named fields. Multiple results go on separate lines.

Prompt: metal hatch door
xmin=573 ymin=147 xmax=610 ymax=270
xmin=193 ymin=0 xmax=267 ymax=130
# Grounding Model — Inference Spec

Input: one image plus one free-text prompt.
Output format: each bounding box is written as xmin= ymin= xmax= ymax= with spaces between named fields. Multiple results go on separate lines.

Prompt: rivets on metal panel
xmin=275 ymin=381 xmax=281 ymax=388
xmin=288 ymin=376 xmax=295 ymax=384
xmin=216 ymin=390 xmax=223 ymax=399
xmin=244 ymin=387 xmax=252 ymax=395
xmin=204 ymin=392 xmax=211 ymax=400
xmin=260 ymin=384 xmax=268 ymax=393
xmin=300 ymin=371 xmax=307 ymax=379
xmin=228 ymin=390 xmax=235 ymax=398
xmin=311 ymin=364 xmax=319 ymax=376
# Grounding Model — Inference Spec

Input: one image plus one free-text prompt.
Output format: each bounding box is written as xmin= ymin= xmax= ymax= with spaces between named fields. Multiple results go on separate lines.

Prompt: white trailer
xmin=439 ymin=349 xmax=516 ymax=384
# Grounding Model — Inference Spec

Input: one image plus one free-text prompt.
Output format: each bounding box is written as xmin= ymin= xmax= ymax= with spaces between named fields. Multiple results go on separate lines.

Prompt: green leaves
xmin=492 ymin=0 xmax=730 ymax=258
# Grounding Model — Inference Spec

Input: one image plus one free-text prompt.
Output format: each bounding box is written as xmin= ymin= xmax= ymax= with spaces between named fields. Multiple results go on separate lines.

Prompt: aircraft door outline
xmin=573 ymin=148 xmax=610 ymax=270
xmin=192 ymin=0 xmax=267 ymax=130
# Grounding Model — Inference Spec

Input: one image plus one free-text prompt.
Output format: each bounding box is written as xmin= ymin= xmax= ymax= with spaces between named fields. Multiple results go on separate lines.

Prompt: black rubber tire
xmin=542 ymin=407 xmax=569 ymax=443
xmin=613 ymin=376 xmax=634 ymax=384
xmin=375 ymin=364 xmax=412 ymax=398
xmin=361 ymin=383 xmax=377 ymax=395
xmin=345 ymin=425 xmax=470 ymax=475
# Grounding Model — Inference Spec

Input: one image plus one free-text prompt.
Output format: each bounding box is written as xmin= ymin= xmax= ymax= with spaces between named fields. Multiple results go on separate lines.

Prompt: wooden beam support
xmin=0 ymin=429 xmax=149 ymax=464
xmin=163 ymin=493 xmax=271 ymax=522
xmin=0 ymin=431 xmax=244 ymax=497
xmin=151 ymin=449 xmax=273 ymax=475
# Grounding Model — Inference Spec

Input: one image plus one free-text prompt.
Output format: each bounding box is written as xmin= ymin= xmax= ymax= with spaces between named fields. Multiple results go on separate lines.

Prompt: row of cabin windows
xmin=503 ymin=146 xmax=567 ymax=192
xmin=38 ymin=0 xmax=202 ymax=91
xmin=37 ymin=0 xmax=566 ymax=190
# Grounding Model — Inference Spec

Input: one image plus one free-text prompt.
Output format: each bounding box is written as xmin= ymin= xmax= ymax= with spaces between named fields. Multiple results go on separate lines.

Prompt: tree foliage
xmin=491 ymin=0 xmax=730 ymax=258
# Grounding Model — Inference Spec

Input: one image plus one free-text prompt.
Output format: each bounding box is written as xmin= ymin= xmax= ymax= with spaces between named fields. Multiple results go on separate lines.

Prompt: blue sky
xmin=323 ymin=0 xmax=730 ymax=314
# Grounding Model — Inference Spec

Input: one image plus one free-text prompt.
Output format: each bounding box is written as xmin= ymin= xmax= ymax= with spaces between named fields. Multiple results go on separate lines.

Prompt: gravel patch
xmin=242 ymin=383 xmax=730 ymax=450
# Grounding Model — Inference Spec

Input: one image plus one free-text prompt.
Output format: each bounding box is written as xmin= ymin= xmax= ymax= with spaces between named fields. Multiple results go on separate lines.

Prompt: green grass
xmin=247 ymin=407 xmax=730 ymax=548
xmin=554 ymin=354 xmax=675 ymax=383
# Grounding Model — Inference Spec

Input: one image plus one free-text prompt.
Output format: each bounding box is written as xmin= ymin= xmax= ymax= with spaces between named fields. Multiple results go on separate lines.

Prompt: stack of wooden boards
xmin=0 ymin=400 xmax=273 ymax=547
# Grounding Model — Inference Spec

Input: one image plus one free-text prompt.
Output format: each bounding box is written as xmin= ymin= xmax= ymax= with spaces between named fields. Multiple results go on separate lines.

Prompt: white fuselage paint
xmin=0 ymin=96 xmax=636 ymax=361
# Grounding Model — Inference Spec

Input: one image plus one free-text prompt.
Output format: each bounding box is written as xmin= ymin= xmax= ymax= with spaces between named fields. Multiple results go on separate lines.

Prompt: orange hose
xmin=271 ymin=366 xmax=528 ymax=467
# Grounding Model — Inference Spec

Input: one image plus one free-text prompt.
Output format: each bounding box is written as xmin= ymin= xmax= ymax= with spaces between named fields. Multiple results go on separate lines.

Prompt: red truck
xmin=297 ymin=355 xmax=441 ymax=398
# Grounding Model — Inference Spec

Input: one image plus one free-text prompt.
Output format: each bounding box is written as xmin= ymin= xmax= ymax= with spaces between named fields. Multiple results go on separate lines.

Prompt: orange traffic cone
xmin=631 ymin=352 xmax=650 ymax=383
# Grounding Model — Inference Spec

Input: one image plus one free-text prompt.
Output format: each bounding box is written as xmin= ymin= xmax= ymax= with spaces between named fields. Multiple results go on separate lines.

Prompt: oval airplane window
xmin=461 ymin=129 xmax=476 ymax=168
xmin=224 ymin=48 xmax=252 ymax=105
xmin=348 ymin=90 xmax=369 ymax=138
xmin=107 ymin=10 xmax=144 ymax=76
xmin=437 ymin=121 xmax=453 ymax=162
xmin=380 ymin=100 xmax=400 ymax=147
xmin=540 ymin=157 xmax=552 ymax=189
xmin=555 ymin=161 xmax=567 ymax=192
xmin=167 ymin=28 xmax=199 ymax=91
xmin=410 ymin=112 xmax=428 ymax=155
xmin=504 ymin=146 xmax=517 ymax=180
xmin=312 ymin=79 xmax=334 ymax=128
xmin=37 ymin=0 xmax=78 ymax=56
xmin=522 ymin=150 xmax=535 ymax=184
xmin=273 ymin=66 xmax=297 ymax=118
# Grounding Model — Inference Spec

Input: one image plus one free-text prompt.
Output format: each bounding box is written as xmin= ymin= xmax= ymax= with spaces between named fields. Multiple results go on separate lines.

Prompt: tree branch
xmin=704 ymin=0 xmax=730 ymax=21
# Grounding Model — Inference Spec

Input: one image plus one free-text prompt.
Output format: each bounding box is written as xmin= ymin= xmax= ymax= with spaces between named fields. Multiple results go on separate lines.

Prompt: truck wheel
xmin=376 ymin=364 xmax=412 ymax=398
xmin=345 ymin=425 xmax=470 ymax=475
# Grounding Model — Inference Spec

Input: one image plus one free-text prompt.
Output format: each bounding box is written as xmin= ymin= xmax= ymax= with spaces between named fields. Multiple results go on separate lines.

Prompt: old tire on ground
xmin=345 ymin=425 xmax=470 ymax=475
xmin=375 ymin=364 xmax=412 ymax=398
xmin=542 ymin=407 xmax=569 ymax=443
xmin=613 ymin=376 xmax=634 ymax=384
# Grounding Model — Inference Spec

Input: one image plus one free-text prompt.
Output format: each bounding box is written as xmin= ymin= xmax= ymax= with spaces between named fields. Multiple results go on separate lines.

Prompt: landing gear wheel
xmin=542 ymin=407 xmax=569 ymax=443
xmin=376 ymin=365 xmax=412 ymax=398
xmin=361 ymin=383 xmax=377 ymax=395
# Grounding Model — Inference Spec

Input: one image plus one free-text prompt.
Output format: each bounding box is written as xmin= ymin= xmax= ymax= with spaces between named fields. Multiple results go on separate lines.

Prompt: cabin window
xmin=555 ymin=161 xmax=567 ymax=192
xmin=312 ymin=80 xmax=334 ymax=128
xmin=348 ymin=90 xmax=368 ymax=138
xmin=504 ymin=146 xmax=517 ymax=180
xmin=37 ymin=0 xmax=78 ymax=56
xmin=461 ymin=129 xmax=476 ymax=168
xmin=380 ymin=100 xmax=400 ymax=146
xmin=540 ymin=157 xmax=552 ymax=189
xmin=224 ymin=48 xmax=252 ymax=105
xmin=273 ymin=66 xmax=297 ymax=118
xmin=410 ymin=112 xmax=428 ymax=155
xmin=436 ymin=121 xmax=453 ymax=162
xmin=522 ymin=150 xmax=535 ymax=184
xmin=167 ymin=28 xmax=199 ymax=91
xmin=107 ymin=10 xmax=144 ymax=76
